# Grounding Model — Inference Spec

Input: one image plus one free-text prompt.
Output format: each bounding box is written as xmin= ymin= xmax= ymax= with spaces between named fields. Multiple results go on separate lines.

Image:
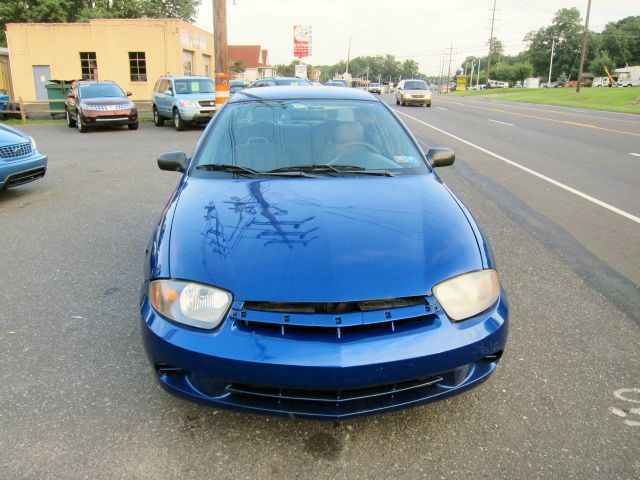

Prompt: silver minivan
xmin=395 ymin=79 xmax=432 ymax=107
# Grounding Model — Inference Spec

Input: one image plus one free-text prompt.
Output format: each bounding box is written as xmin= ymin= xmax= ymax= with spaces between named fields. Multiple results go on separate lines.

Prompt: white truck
xmin=523 ymin=77 xmax=540 ymax=89
xmin=614 ymin=66 xmax=640 ymax=87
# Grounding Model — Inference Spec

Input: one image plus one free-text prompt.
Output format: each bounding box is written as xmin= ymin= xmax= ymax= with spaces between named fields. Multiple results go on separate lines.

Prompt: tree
xmin=524 ymin=7 xmax=583 ymax=81
xmin=600 ymin=16 xmax=640 ymax=68
xmin=0 ymin=0 xmax=201 ymax=46
xmin=230 ymin=59 xmax=246 ymax=75
xmin=400 ymin=59 xmax=419 ymax=79
xmin=588 ymin=51 xmax=615 ymax=76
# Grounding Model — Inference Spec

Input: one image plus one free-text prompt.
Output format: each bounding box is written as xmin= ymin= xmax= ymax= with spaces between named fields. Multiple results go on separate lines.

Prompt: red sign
xmin=293 ymin=25 xmax=312 ymax=58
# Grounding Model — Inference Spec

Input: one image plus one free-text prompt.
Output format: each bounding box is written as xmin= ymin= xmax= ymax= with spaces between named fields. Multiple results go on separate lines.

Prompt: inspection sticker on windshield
xmin=394 ymin=155 xmax=419 ymax=164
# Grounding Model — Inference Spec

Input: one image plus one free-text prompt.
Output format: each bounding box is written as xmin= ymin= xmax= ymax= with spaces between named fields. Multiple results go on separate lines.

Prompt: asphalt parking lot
xmin=1 ymin=119 xmax=639 ymax=479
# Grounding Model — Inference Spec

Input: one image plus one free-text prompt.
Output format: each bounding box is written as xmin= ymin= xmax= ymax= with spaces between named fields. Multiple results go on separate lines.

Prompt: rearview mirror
xmin=126 ymin=91 xmax=132 ymax=96
xmin=158 ymin=151 xmax=188 ymax=172
xmin=426 ymin=148 xmax=455 ymax=168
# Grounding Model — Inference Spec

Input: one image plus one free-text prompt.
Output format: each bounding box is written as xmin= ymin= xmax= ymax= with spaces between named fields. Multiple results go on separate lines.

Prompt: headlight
xmin=149 ymin=279 xmax=233 ymax=330
xmin=178 ymin=100 xmax=199 ymax=108
xmin=432 ymin=270 xmax=500 ymax=321
xmin=29 ymin=136 xmax=37 ymax=151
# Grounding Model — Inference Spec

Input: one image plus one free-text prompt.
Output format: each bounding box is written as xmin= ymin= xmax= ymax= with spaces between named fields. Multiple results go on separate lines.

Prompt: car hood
xmin=175 ymin=93 xmax=216 ymax=102
xmin=0 ymin=124 xmax=29 ymax=146
xmin=167 ymin=174 xmax=482 ymax=302
xmin=80 ymin=97 xmax=134 ymax=106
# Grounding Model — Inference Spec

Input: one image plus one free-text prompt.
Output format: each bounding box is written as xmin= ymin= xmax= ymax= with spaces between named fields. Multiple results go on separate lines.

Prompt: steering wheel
xmin=328 ymin=142 xmax=382 ymax=164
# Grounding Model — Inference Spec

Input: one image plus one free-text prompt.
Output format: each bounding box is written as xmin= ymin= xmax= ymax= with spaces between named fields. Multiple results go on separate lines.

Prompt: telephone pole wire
xmin=576 ymin=0 xmax=592 ymax=93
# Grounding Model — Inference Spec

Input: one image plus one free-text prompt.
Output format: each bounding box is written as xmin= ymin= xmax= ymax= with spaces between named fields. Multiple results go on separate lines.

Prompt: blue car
xmin=0 ymin=124 xmax=47 ymax=191
xmin=141 ymin=87 xmax=508 ymax=419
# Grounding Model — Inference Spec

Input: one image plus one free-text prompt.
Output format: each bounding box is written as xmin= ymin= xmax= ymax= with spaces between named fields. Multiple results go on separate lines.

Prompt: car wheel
xmin=66 ymin=108 xmax=76 ymax=127
xmin=128 ymin=122 xmax=139 ymax=130
xmin=396 ymin=97 xmax=400 ymax=105
xmin=77 ymin=112 xmax=88 ymax=133
xmin=153 ymin=106 xmax=164 ymax=127
xmin=173 ymin=109 xmax=186 ymax=131
xmin=427 ymin=103 xmax=431 ymax=107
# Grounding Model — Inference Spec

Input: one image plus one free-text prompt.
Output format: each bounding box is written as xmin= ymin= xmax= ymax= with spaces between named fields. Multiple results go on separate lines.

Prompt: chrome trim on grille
xmin=0 ymin=142 xmax=32 ymax=160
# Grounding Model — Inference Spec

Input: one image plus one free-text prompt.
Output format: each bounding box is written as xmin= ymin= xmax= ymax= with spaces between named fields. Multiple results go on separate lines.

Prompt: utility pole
xmin=213 ymin=0 xmax=229 ymax=107
xmin=548 ymin=37 xmax=555 ymax=85
xmin=438 ymin=56 xmax=444 ymax=95
xmin=576 ymin=0 xmax=592 ymax=93
xmin=486 ymin=0 xmax=497 ymax=88
xmin=470 ymin=61 xmax=475 ymax=90
xmin=447 ymin=43 xmax=453 ymax=93
xmin=345 ymin=37 xmax=352 ymax=76
xmin=477 ymin=59 xmax=481 ymax=88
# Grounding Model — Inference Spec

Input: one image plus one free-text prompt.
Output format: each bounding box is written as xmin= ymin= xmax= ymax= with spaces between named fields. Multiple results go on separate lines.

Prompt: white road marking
xmin=629 ymin=153 xmax=640 ymax=157
xmin=488 ymin=119 xmax=514 ymax=126
xmin=436 ymin=107 xmax=448 ymax=111
xmin=393 ymin=109 xmax=640 ymax=226
xmin=612 ymin=388 xmax=640 ymax=426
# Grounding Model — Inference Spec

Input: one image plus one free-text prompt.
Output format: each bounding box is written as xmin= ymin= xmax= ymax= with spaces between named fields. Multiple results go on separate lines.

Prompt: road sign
xmin=293 ymin=25 xmax=312 ymax=58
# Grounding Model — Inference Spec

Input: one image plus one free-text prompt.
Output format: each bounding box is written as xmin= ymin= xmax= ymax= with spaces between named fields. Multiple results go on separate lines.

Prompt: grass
xmin=448 ymin=87 xmax=640 ymax=114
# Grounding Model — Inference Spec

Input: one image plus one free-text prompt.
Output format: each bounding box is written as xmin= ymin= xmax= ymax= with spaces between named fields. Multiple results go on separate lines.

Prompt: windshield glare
xmin=405 ymin=81 xmax=428 ymax=90
xmin=194 ymin=99 xmax=427 ymax=175
xmin=79 ymin=84 xmax=125 ymax=98
xmin=275 ymin=79 xmax=311 ymax=86
xmin=174 ymin=79 xmax=215 ymax=94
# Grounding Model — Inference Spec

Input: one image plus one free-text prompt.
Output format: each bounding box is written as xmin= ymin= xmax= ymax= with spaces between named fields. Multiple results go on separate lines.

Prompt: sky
xmin=195 ymin=0 xmax=638 ymax=75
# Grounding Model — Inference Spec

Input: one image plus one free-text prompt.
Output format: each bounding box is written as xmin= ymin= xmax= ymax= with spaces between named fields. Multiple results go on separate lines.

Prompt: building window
xmin=129 ymin=52 xmax=147 ymax=82
xmin=183 ymin=50 xmax=193 ymax=76
xmin=202 ymin=54 xmax=211 ymax=77
xmin=80 ymin=52 xmax=97 ymax=80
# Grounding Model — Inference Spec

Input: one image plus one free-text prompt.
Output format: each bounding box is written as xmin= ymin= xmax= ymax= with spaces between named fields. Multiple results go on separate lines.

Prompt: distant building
xmin=0 ymin=47 xmax=12 ymax=96
xmin=6 ymin=19 xmax=214 ymax=101
xmin=228 ymin=45 xmax=274 ymax=81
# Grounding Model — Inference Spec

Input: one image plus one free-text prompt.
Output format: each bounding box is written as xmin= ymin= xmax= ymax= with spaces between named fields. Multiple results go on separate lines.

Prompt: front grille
xmin=412 ymin=95 xmax=425 ymax=99
xmin=0 ymin=142 xmax=32 ymax=160
xmin=198 ymin=100 xmax=216 ymax=107
xmin=84 ymin=104 xmax=131 ymax=111
xmin=226 ymin=375 xmax=443 ymax=404
xmin=232 ymin=297 xmax=440 ymax=339
xmin=235 ymin=314 xmax=437 ymax=339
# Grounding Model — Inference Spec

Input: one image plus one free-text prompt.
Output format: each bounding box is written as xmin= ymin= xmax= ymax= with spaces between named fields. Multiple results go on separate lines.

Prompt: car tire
xmin=153 ymin=106 xmax=165 ymax=127
xmin=427 ymin=103 xmax=431 ymax=107
xmin=77 ymin=112 xmax=88 ymax=133
xmin=66 ymin=108 xmax=76 ymax=128
xmin=396 ymin=97 xmax=400 ymax=105
xmin=173 ymin=109 xmax=186 ymax=131
xmin=128 ymin=122 xmax=139 ymax=130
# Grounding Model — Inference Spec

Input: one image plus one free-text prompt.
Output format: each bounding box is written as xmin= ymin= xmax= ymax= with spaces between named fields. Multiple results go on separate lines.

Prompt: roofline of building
xmin=6 ymin=18 xmax=213 ymax=35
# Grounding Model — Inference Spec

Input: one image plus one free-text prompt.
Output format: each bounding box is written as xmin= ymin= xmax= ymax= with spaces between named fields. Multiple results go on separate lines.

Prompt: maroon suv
xmin=65 ymin=81 xmax=138 ymax=133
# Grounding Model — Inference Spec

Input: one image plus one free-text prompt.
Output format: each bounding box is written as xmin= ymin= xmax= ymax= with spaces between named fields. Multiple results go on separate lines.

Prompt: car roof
xmin=75 ymin=80 xmax=117 ymax=85
xmin=161 ymin=76 xmax=212 ymax=80
xmin=228 ymin=86 xmax=379 ymax=103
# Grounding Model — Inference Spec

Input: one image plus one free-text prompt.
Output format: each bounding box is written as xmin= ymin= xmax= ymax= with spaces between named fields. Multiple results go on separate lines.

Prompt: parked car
xmin=141 ymin=87 xmax=508 ymax=419
xmin=250 ymin=77 xmax=312 ymax=87
xmin=152 ymin=76 xmax=216 ymax=131
xmin=0 ymin=124 xmax=47 ymax=191
xmin=396 ymin=79 xmax=432 ymax=106
xmin=65 ymin=80 xmax=137 ymax=133
xmin=367 ymin=83 xmax=383 ymax=94
xmin=324 ymin=80 xmax=347 ymax=87
xmin=230 ymin=80 xmax=249 ymax=94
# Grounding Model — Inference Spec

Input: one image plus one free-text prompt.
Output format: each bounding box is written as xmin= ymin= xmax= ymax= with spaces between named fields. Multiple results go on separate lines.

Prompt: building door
xmin=32 ymin=65 xmax=51 ymax=100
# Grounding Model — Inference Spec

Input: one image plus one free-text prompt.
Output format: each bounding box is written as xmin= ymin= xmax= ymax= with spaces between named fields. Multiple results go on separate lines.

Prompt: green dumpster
xmin=44 ymin=80 xmax=74 ymax=118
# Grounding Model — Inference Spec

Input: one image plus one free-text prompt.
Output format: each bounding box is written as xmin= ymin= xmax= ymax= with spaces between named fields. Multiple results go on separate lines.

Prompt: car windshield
xmin=404 ymin=81 xmax=428 ymax=90
xmin=370 ymin=83 xmax=380 ymax=87
xmin=274 ymin=79 xmax=311 ymax=86
xmin=193 ymin=99 xmax=428 ymax=175
xmin=79 ymin=84 xmax=125 ymax=98
xmin=230 ymin=81 xmax=247 ymax=87
xmin=174 ymin=79 xmax=215 ymax=94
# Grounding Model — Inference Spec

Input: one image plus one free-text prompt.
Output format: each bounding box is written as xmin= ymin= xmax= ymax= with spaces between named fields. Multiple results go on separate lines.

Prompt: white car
xmin=395 ymin=79 xmax=432 ymax=107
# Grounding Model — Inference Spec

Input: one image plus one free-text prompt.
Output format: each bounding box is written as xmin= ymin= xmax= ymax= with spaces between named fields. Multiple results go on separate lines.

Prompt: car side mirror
xmin=158 ymin=151 xmax=188 ymax=172
xmin=426 ymin=148 xmax=455 ymax=168
xmin=126 ymin=91 xmax=132 ymax=96
xmin=163 ymin=89 xmax=173 ymax=96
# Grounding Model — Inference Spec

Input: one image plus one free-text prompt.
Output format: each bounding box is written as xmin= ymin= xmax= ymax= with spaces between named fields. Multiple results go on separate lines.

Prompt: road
xmin=0 ymin=107 xmax=639 ymax=479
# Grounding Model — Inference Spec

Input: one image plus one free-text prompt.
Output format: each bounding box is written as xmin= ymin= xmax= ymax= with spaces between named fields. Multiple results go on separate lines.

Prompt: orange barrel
xmin=215 ymin=72 xmax=230 ymax=107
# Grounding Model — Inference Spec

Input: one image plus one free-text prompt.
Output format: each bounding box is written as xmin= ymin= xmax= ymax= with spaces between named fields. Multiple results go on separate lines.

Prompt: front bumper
xmin=141 ymin=294 xmax=508 ymax=419
xmin=82 ymin=109 xmax=137 ymax=125
xmin=0 ymin=152 xmax=47 ymax=189
xmin=178 ymin=107 xmax=216 ymax=122
xmin=402 ymin=96 xmax=431 ymax=105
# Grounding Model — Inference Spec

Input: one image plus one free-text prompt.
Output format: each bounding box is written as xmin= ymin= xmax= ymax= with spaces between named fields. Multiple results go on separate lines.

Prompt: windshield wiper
xmin=196 ymin=163 xmax=258 ymax=177
xmin=268 ymin=164 xmax=394 ymax=176
xmin=196 ymin=163 xmax=313 ymax=178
